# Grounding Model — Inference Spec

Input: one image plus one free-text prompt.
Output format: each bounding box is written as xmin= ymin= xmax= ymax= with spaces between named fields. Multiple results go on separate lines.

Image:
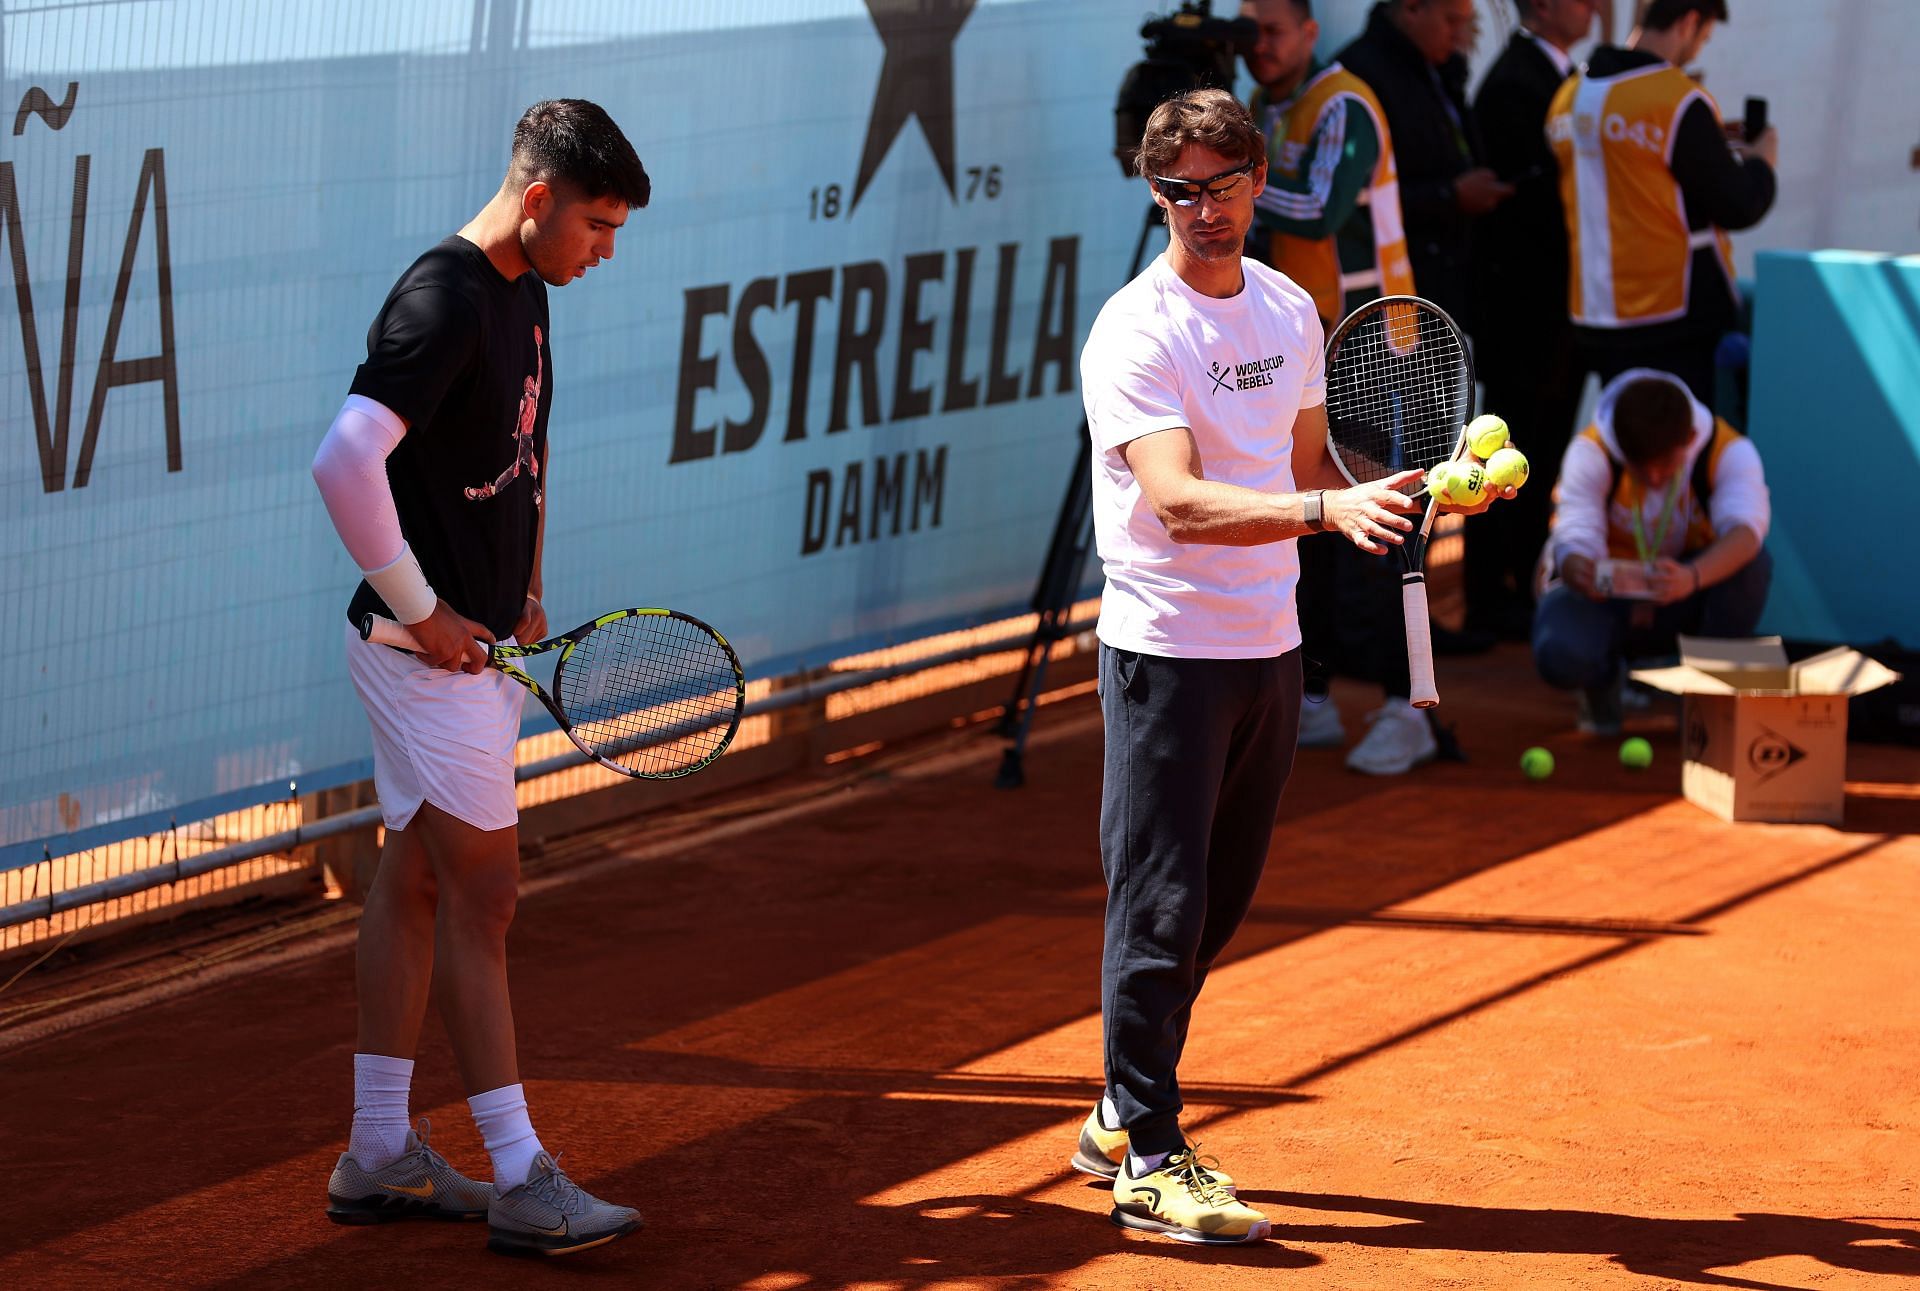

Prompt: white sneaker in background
xmin=1344 ymin=700 xmax=1438 ymax=776
xmin=1297 ymin=698 xmax=1346 ymax=748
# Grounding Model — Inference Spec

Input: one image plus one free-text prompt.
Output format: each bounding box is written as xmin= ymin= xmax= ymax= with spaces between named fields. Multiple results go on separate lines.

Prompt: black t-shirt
xmin=346 ymin=237 xmax=552 ymax=639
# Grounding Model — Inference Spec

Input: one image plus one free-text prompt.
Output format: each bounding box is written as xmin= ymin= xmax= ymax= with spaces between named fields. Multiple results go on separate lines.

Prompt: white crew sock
xmin=1128 ymin=1149 xmax=1171 ymax=1174
xmin=468 ymin=1082 xmax=544 ymax=1192
xmin=1099 ymin=1094 xmax=1122 ymax=1131
xmin=349 ymin=1053 xmax=415 ymax=1170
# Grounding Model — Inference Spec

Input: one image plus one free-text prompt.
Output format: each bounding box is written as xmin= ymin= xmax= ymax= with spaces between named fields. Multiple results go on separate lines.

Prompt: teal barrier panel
xmin=1748 ymin=250 xmax=1920 ymax=647
xmin=0 ymin=1 xmax=1153 ymax=866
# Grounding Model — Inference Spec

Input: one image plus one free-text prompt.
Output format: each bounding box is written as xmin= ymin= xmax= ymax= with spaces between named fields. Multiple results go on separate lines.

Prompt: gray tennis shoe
xmin=487 ymin=1151 xmax=642 ymax=1256
xmin=326 ymin=1118 xmax=491 ymax=1224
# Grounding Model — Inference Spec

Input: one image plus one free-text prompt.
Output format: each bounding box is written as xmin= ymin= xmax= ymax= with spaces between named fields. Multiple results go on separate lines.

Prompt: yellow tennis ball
xmin=1483 ymin=445 xmax=1530 ymax=491
xmin=1465 ymin=414 xmax=1510 ymax=460
xmin=1520 ymin=746 xmax=1554 ymax=780
xmin=1433 ymin=460 xmax=1487 ymax=507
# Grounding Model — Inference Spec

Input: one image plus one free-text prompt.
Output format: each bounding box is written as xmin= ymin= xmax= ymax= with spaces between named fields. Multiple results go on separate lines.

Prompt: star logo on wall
xmin=850 ymin=0 xmax=977 ymax=214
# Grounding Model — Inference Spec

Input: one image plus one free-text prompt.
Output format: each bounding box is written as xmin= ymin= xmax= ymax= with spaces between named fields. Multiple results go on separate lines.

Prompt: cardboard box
xmin=1631 ymin=636 xmax=1901 ymax=825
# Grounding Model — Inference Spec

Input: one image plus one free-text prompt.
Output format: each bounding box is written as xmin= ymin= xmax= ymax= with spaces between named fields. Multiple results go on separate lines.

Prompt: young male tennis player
xmin=311 ymin=100 xmax=650 ymax=1256
xmin=1072 ymin=87 xmax=1440 ymax=1244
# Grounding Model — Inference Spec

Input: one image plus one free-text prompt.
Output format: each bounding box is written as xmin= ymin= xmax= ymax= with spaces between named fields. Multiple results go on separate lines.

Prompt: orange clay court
xmin=1 ymin=644 xmax=1916 ymax=1290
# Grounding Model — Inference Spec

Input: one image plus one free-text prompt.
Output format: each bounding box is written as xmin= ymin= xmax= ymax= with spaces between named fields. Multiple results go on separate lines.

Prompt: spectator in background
xmin=1241 ymin=0 xmax=1434 ymax=773
xmin=1244 ymin=0 xmax=1413 ymax=330
xmin=1532 ymin=370 xmax=1771 ymax=732
xmin=1466 ymin=0 xmax=1597 ymax=642
xmin=1546 ymin=0 xmax=1776 ymax=403
xmin=1340 ymin=0 xmax=1512 ymax=670
xmin=1337 ymin=0 xmax=1511 ymax=328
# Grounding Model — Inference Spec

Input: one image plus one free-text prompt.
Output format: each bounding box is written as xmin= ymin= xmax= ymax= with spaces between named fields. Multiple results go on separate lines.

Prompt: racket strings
xmin=556 ymin=615 xmax=741 ymax=776
xmin=1325 ymin=303 xmax=1471 ymax=486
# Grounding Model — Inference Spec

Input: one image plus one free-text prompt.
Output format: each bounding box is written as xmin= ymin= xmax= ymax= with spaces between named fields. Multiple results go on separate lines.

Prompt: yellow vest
xmin=1576 ymin=419 xmax=1742 ymax=558
xmin=1260 ymin=64 xmax=1414 ymax=324
xmin=1547 ymin=64 xmax=1737 ymax=327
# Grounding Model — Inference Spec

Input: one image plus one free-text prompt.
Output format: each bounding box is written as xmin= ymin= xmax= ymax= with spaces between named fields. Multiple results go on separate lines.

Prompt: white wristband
xmin=363 ymin=542 xmax=438 ymax=625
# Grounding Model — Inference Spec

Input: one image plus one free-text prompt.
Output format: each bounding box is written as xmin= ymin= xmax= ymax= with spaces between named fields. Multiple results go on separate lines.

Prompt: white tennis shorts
xmin=344 ymin=621 xmax=525 ymax=833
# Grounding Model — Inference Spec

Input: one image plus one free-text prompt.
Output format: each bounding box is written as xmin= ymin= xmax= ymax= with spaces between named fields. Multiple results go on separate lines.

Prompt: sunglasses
xmin=1148 ymin=161 xmax=1256 ymax=207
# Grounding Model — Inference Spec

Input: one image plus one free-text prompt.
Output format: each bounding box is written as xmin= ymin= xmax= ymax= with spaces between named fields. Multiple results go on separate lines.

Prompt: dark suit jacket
xmin=1336 ymin=2 xmax=1484 ymax=327
xmin=1472 ymin=31 xmax=1573 ymax=383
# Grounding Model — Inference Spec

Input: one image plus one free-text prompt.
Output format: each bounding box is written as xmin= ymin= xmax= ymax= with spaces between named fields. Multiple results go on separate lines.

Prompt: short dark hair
xmin=511 ymin=99 xmax=650 ymax=208
xmin=1612 ymin=377 xmax=1694 ymax=465
xmin=1639 ymin=0 xmax=1728 ymax=31
xmin=1134 ymin=88 xmax=1265 ymax=180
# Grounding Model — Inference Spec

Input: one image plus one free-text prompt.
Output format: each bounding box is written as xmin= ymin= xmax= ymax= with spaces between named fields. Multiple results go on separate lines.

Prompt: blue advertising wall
xmin=0 ymin=1 xmax=1148 ymax=866
xmin=1748 ymin=251 xmax=1920 ymax=648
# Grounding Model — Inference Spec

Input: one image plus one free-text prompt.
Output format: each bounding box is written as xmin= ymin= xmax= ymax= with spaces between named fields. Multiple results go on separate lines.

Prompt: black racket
xmin=361 ymin=608 xmax=745 ymax=779
xmin=1322 ymin=295 xmax=1474 ymax=709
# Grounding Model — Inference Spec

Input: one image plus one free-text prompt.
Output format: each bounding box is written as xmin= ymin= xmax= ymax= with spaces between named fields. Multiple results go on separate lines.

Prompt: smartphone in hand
xmin=1594 ymin=559 xmax=1659 ymax=601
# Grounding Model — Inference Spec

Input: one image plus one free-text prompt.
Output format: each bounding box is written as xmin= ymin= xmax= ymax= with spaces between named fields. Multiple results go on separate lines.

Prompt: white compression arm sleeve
xmin=312 ymin=395 xmax=437 ymax=623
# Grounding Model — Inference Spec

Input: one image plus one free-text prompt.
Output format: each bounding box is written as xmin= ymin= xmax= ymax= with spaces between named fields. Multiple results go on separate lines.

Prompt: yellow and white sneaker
xmin=1068 ymin=1105 xmax=1131 ymax=1181
xmin=1110 ymin=1146 xmax=1269 ymax=1245
xmin=1071 ymin=1106 xmax=1236 ymax=1194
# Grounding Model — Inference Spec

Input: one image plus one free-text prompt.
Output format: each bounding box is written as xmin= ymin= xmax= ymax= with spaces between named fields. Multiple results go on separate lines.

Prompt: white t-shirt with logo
xmin=1081 ymin=254 xmax=1325 ymax=659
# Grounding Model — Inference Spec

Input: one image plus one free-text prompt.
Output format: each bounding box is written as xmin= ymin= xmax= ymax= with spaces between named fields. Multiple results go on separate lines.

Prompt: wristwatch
xmin=1303 ymin=491 xmax=1328 ymax=533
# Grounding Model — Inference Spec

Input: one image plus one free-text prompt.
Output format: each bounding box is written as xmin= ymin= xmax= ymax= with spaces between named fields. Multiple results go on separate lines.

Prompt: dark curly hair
xmin=510 ymin=99 xmax=650 ymax=209
xmin=1133 ymin=88 xmax=1265 ymax=181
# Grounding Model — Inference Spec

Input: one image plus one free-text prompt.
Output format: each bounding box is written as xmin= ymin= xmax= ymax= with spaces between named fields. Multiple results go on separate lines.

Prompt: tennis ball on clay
xmin=1619 ymin=736 xmax=1654 ymax=770
xmin=1483 ymin=445 xmax=1530 ymax=492
xmin=1431 ymin=460 xmax=1488 ymax=507
xmin=1465 ymin=413 xmax=1510 ymax=460
xmin=1520 ymin=746 xmax=1555 ymax=780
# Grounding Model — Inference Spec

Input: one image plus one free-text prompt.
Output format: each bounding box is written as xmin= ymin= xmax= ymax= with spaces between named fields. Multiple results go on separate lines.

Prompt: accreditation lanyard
xmin=1630 ymin=479 xmax=1683 ymax=562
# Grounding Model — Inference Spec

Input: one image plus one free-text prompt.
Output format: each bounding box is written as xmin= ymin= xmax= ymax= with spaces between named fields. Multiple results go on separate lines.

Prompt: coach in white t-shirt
xmin=1070 ymin=88 xmax=1433 ymax=1247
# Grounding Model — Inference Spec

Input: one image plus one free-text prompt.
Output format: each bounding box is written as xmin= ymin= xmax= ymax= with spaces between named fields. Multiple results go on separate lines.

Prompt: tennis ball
xmin=1520 ymin=746 xmax=1555 ymax=780
xmin=1483 ymin=446 xmax=1530 ymax=492
xmin=1619 ymin=736 xmax=1653 ymax=770
xmin=1432 ymin=460 xmax=1488 ymax=507
xmin=1465 ymin=414 xmax=1510 ymax=460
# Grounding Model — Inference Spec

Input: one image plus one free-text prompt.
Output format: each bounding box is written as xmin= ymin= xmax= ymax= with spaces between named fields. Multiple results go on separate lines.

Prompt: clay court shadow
xmin=608 ymin=1088 xmax=1321 ymax=1288
xmin=7 ymin=688 xmax=1914 ymax=1280
xmin=1841 ymin=789 xmax=1920 ymax=836
xmin=872 ymin=1192 xmax=1320 ymax=1281
xmin=187 ymin=1093 xmax=1317 ymax=1291
xmin=1246 ymin=1190 xmax=1920 ymax=1289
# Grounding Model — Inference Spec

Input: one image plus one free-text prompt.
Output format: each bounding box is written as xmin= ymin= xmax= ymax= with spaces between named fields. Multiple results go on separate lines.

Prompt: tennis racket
xmin=360 ymin=608 xmax=745 ymax=780
xmin=1322 ymin=295 xmax=1474 ymax=709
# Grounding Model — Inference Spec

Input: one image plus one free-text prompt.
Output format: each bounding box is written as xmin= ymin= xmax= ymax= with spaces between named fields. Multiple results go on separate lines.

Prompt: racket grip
xmin=1402 ymin=575 xmax=1439 ymax=709
xmin=360 ymin=613 xmax=501 ymax=669
xmin=360 ymin=613 xmax=425 ymax=652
